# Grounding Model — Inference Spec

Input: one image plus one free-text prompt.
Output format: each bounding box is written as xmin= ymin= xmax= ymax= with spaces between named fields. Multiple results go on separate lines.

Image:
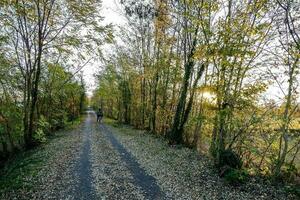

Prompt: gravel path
xmin=107 ymin=122 xmax=297 ymax=200
xmin=0 ymin=120 xmax=83 ymax=200
xmin=74 ymin=111 xmax=164 ymax=199
xmin=1 ymin=113 xmax=296 ymax=200
xmin=0 ymin=112 xmax=164 ymax=199
xmin=73 ymin=113 xmax=97 ymax=199
xmin=99 ymin=125 xmax=164 ymax=199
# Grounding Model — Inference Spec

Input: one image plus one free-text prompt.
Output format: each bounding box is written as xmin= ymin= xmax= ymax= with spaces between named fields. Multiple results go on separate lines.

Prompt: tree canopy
xmin=92 ymin=0 xmax=300 ymax=180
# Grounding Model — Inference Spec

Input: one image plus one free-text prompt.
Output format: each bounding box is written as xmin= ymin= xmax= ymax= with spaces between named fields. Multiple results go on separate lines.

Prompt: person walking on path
xmin=96 ymin=108 xmax=103 ymax=123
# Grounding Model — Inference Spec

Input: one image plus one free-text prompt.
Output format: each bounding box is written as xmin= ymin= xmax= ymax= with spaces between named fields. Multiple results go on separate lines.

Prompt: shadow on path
xmin=74 ymin=112 xmax=97 ymax=199
xmin=99 ymin=124 xmax=165 ymax=200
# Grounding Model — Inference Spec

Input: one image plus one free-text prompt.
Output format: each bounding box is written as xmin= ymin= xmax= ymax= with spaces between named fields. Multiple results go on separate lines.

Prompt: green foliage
xmin=224 ymin=168 xmax=249 ymax=185
xmin=0 ymin=148 xmax=45 ymax=191
xmin=284 ymin=185 xmax=300 ymax=198
xmin=33 ymin=116 xmax=50 ymax=144
xmin=219 ymin=149 xmax=242 ymax=169
xmin=50 ymin=111 xmax=68 ymax=130
xmin=278 ymin=164 xmax=299 ymax=182
xmin=0 ymin=0 xmax=299 ymax=195
xmin=0 ymin=0 xmax=110 ymax=152
xmin=34 ymin=129 xmax=46 ymax=144
xmin=89 ymin=0 xmax=300 ymax=185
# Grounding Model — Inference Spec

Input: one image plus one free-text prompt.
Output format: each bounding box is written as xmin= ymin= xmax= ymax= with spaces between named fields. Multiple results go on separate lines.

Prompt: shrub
xmin=33 ymin=129 xmax=47 ymax=144
xmin=281 ymin=164 xmax=299 ymax=182
xmin=224 ymin=168 xmax=249 ymax=185
xmin=219 ymin=149 xmax=242 ymax=169
xmin=285 ymin=185 xmax=300 ymax=198
xmin=33 ymin=116 xmax=49 ymax=143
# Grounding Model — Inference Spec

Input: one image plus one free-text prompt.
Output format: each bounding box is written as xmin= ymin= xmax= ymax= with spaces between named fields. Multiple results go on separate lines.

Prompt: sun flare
xmin=199 ymin=91 xmax=216 ymax=102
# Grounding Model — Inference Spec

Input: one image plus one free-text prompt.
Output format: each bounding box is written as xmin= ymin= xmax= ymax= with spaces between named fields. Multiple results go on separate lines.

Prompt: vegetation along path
xmin=0 ymin=112 xmax=296 ymax=199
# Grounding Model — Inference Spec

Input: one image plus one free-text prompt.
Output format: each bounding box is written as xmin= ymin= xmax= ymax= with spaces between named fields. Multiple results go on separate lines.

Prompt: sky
xmin=83 ymin=0 xmax=125 ymax=97
xmin=81 ymin=0 xmax=289 ymax=103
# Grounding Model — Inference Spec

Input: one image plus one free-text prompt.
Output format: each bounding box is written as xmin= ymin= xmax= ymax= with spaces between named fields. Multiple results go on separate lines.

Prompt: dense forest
xmin=0 ymin=0 xmax=299 ymax=198
xmin=92 ymin=0 xmax=300 ymax=182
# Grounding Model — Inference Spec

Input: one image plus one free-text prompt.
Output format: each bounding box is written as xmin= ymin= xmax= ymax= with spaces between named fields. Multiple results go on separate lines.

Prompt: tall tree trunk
xmin=151 ymin=72 xmax=159 ymax=133
xmin=274 ymin=59 xmax=297 ymax=177
xmin=169 ymin=28 xmax=199 ymax=144
xmin=26 ymin=21 xmax=44 ymax=148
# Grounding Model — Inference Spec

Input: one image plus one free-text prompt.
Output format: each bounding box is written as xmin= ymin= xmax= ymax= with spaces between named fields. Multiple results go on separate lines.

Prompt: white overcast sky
xmin=83 ymin=0 xmax=125 ymax=97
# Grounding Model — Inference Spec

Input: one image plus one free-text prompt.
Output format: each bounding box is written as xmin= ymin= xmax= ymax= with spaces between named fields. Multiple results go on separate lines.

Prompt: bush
xmin=280 ymin=164 xmax=299 ymax=182
xmin=285 ymin=185 xmax=300 ymax=198
xmin=50 ymin=111 xmax=68 ymax=130
xmin=33 ymin=116 xmax=49 ymax=143
xmin=33 ymin=129 xmax=47 ymax=144
xmin=224 ymin=168 xmax=249 ymax=185
xmin=219 ymin=149 xmax=242 ymax=169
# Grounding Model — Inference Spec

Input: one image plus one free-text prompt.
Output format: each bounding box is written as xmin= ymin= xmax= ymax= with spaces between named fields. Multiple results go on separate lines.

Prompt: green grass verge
xmin=103 ymin=117 xmax=120 ymax=127
xmin=0 ymin=116 xmax=83 ymax=193
xmin=0 ymin=146 xmax=47 ymax=191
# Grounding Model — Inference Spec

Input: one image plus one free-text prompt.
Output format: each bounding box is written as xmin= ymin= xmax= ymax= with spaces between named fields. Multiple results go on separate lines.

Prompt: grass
xmin=0 ymin=116 xmax=84 ymax=193
xmin=103 ymin=117 xmax=121 ymax=127
xmin=65 ymin=115 xmax=85 ymax=130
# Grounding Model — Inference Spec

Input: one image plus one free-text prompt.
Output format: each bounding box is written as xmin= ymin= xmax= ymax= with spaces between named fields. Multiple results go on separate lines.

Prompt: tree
xmin=208 ymin=0 xmax=271 ymax=166
xmin=0 ymin=0 xmax=107 ymax=148
xmin=273 ymin=0 xmax=300 ymax=177
xmin=91 ymin=0 xmax=300 ymax=179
